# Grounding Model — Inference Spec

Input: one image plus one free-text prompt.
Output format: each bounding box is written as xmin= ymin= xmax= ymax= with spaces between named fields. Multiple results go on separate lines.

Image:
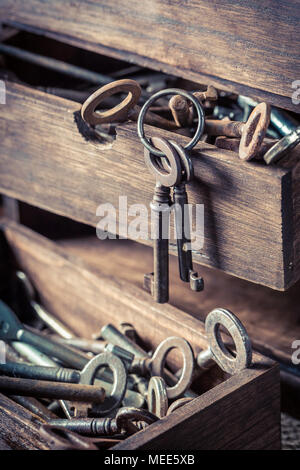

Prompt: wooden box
xmin=0 ymin=218 xmax=280 ymax=450
xmin=0 ymin=80 xmax=299 ymax=291
xmin=1 ymin=0 xmax=299 ymax=113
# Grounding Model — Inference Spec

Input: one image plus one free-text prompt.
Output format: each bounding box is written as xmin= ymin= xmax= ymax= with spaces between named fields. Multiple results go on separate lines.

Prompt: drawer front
xmin=1 ymin=1 xmax=300 ymax=112
xmin=0 ymin=82 xmax=298 ymax=290
xmin=0 ymin=219 xmax=281 ymax=450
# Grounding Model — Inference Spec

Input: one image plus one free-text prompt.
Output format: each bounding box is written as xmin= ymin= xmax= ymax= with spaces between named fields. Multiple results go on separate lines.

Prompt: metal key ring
xmin=137 ymin=88 xmax=205 ymax=157
xmin=205 ymin=308 xmax=252 ymax=375
xmin=161 ymin=140 xmax=194 ymax=182
xmin=144 ymin=136 xmax=183 ymax=187
xmin=80 ymin=352 xmax=127 ymax=416
xmin=147 ymin=376 xmax=168 ymax=418
xmin=81 ymin=79 xmax=141 ymax=126
xmin=150 ymin=336 xmax=194 ymax=399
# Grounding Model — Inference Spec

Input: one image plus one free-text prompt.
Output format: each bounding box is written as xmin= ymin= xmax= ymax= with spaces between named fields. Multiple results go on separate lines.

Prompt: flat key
xmin=160 ymin=140 xmax=204 ymax=291
xmin=144 ymin=136 xmax=182 ymax=303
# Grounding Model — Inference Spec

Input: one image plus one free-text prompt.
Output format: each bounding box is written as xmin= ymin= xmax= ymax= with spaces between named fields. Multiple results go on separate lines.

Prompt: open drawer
xmin=1 ymin=1 xmax=300 ymax=113
xmin=0 ymin=76 xmax=300 ymax=291
xmin=0 ymin=218 xmax=280 ymax=450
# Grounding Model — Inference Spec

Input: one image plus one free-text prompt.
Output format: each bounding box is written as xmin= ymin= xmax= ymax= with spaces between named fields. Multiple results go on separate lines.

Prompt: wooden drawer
xmin=1 ymin=1 xmax=299 ymax=113
xmin=0 ymin=81 xmax=300 ymax=291
xmin=0 ymin=218 xmax=280 ymax=450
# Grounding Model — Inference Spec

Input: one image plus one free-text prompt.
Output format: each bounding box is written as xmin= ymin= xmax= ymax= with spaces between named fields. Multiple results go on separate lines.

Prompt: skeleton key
xmin=160 ymin=140 xmax=204 ymax=291
xmin=144 ymin=136 xmax=182 ymax=303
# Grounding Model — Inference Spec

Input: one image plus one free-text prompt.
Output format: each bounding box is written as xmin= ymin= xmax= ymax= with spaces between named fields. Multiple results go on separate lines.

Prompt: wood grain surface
xmin=0 ymin=218 xmax=281 ymax=450
xmin=0 ymin=393 xmax=49 ymax=450
xmin=1 ymin=1 xmax=299 ymax=113
xmin=0 ymin=82 xmax=298 ymax=290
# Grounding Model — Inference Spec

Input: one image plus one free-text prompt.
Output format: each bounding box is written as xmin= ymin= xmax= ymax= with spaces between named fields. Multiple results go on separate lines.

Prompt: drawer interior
xmin=1 ymin=27 xmax=300 ymax=293
xmin=0 ymin=216 xmax=280 ymax=449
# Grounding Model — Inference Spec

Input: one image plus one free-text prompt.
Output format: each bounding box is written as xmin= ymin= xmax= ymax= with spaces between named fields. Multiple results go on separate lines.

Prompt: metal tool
xmin=77 ymin=352 xmax=127 ymax=417
xmin=198 ymin=308 xmax=252 ymax=375
xmin=0 ymin=362 xmax=80 ymax=383
xmin=168 ymin=140 xmax=203 ymax=290
xmin=9 ymin=395 xmax=57 ymax=421
xmin=166 ymin=397 xmax=194 ymax=415
xmin=206 ymin=103 xmax=270 ymax=160
xmin=15 ymin=271 xmax=74 ymax=339
xmin=119 ymin=322 xmax=138 ymax=342
xmin=147 ymin=376 xmax=168 ymax=418
xmin=39 ymin=424 xmax=120 ymax=450
xmin=264 ymin=127 xmax=300 ymax=164
xmin=238 ymin=95 xmax=300 ymax=137
xmin=215 ymin=136 xmax=276 ymax=159
xmin=81 ymin=79 xmax=177 ymax=130
xmin=137 ymin=88 xmax=205 ymax=157
xmin=129 ymin=336 xmax=194 ymax=400
xmin=144 ymin=137 xmax=182 ymax=303
xmin=0 ymin=43 xmax=113 ymax=85
xmin=48 ymin=407 xmax=158 ymax=437
xmin=53 ymin=336 xmax=107 ymax=355
xmin=100 ymin=324 xmax=197 ymax=399
xmin=0 ymin=301 xmax=137 ymax=411
xmin=169 ymin=85 xmax=218 ymax=127
xmin=0 ymin=376 xmax=106 ymax=403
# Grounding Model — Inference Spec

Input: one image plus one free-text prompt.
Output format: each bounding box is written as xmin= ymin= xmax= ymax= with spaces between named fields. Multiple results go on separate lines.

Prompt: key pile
xmin=0 ymin=284 xmax=252 ymax=450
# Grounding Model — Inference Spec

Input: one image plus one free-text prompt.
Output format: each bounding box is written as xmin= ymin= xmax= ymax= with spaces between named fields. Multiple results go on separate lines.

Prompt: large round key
xmin=201 ymin=308 xmax=252 ymax=375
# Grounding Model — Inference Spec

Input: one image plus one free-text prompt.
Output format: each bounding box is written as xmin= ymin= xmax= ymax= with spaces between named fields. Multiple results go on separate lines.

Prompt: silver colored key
xmin=264 ymin=126 xmax=300 ymax=164
xmin=144 ymin=136 xmax=182 ymax=303
xmin=168 ymin=141 xmax=204 ymax=291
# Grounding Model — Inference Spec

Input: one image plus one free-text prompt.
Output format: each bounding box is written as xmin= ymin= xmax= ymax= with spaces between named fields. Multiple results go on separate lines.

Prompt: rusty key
xmin=144 ymin=137 xmax=183 ymax=303
xmin=205 ymin=103 xmax=271 ymax=160
xmin=81 ymin=79 xmax=177 ymax=131
xmin=160 ymin=140 xmax=204 ymax=291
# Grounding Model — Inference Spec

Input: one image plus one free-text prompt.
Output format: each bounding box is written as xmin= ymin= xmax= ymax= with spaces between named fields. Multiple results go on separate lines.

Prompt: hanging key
xmin=159 ymin=140 xmax=204 ymax=291
xmin=144 ymin=136 xmax=183 ymax=303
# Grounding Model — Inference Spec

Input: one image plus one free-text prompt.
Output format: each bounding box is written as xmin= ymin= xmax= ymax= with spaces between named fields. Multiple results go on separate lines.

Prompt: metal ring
xmin=144 ymin=136 xmax=183 ymax=187
xmin=137 ymin=88 xmax=205 ymax=157
xmin=147 ymin=376 xmax=168 ymax=418
xmin=80 ymin=352 xmax=127 ymax=416
xmin=116 ymin=407 xmax=159 ymax=435
xmin=150 ymin=337 xmax=194 ymax=400
xmin=264 ymin=127 xmax=300 ymax=164
xmin=166 ymin=397 xmax=194 ymax=416
xmin=239 ymin=102 xmax=270 ymax=160
xmin=162 ymin=140 xmax=194 ymax=182
xmin=81 ymin=79 xmax=141 ymax=126
xmin=205 ymin=308 xmax=252 ymax=375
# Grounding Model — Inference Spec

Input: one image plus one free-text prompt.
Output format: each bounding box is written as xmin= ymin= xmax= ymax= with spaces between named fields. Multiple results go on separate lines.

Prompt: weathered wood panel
xmin=0 ymin=82 xmax=297 ymax=289
xmin=0 ymin=393 xmax=49 ymax=450
xmin=0 ymin=219 xmax=281 ymax=450
xmin=1 ymin=1 xmax=300 ymax=113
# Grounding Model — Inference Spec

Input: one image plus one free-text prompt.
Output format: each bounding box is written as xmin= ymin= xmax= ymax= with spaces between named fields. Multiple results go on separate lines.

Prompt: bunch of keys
xmin=137 ymin=88 xmax=206 ymax=303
